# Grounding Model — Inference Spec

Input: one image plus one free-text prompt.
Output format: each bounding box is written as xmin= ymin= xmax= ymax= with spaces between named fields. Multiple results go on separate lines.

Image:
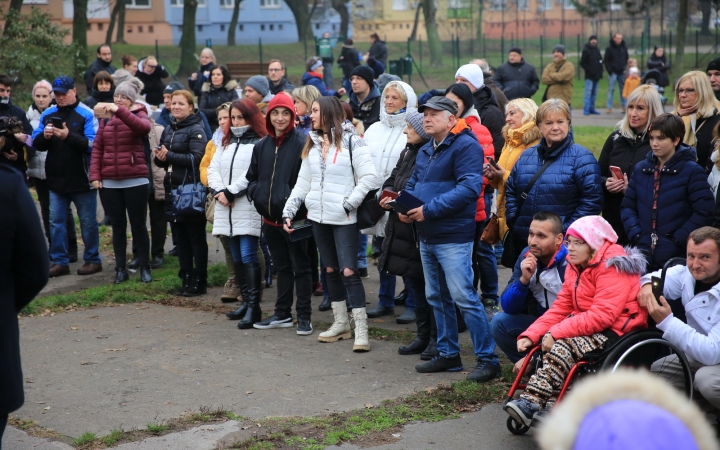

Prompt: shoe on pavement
xmin=358 ymin=267 xmax=369 ymax=278
xmin=49 ymin=264 xmax=70 ymax=278
xmin=466 ymin=359 xmax=502 ymax=382
xmin=77 ymin=262 xmax=102 ymax=276
xmin=318 ymin=301 xmax=352 ymax=342
xmin=415 ymin=355 xmax=464 ymax=373
xmin=253 ymin=315 xmax=293 ymax=329
xmin=69 ymin=254 xmax=78 ymax=263
xmin=366 ymin=304 xmax=394 ymax=318
xmin=221 ymin=278 xmax=240 ymax=303
xmin=297 ymin=317 xmax=313 ymax=336
xmin=396 ymin=308 xmax=416 ymax=324
xmin=168 ymin=247 xmax=178 ymax=256
xmin=606 ymin=108 xmax=612 ymax=114
xmin=504 ymin=398 xmax=539 ymax=427
xmin=590 ymin=109 xmax=601 ymax=115
xmin=483 ymin=302 xmax=500 ymax=321
xmin=421 ymin=339 xmax=439 ymax=361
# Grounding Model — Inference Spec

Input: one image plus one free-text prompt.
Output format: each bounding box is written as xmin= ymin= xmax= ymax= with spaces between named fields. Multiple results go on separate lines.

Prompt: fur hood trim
xmin=537 ymin=369 xmax=719 ymax=450
xmin=201 ymin=79 xmax=239 ymax=93
xmin=605 ymin=246 xmax=647 ymax=276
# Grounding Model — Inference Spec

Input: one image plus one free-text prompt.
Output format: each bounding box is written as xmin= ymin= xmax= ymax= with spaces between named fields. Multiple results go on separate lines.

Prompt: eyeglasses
xmin=563 ymin=239 xmax=587 ymax=249
xmin=113 ymin=94 xmax=129 ymax=100
xmin=268 ymin=68 xmax=283 ymax=72
xmin=677 ymin=88 xmax=696 ymax=95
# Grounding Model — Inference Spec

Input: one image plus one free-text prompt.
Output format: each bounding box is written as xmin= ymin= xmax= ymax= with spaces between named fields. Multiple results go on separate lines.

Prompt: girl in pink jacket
xmin=505 ymin=215 xmax=648 ymax=427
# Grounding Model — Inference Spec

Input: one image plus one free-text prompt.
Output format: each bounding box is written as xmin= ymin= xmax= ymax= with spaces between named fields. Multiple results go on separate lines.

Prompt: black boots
xmin=183 ymin=270 xmax=207 ymax=297
xmin=176 ymin=270 xmax=192 ymax=295
xmin=318 ymin=296 xmax=332 ymax=312
xmin=140 ymin=266 xmax=152 ymax=283
xmin=227 ymin=261 xmax=250 ymax=320
xmin=421 ymin=310 xmax=439 ymax=360
xmin=238 ymin=262 xmax=262 ymax=329
xmin=398 ymin=307 xmax=430 ymax=355
xmin=115 ymin=267 xmax=129 ymax=284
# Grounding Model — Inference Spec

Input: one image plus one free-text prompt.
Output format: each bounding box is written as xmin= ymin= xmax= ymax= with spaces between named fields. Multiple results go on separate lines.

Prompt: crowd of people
xmin=3 ymin=35 xmax=720 ymax=439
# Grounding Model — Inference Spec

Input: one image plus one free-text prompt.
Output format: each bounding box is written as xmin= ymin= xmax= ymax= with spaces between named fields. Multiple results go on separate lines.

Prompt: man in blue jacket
xmin=491 ymin=212 xmax=567 ymax=365
xmin=403 ymin=96 xmax=500 ymax=382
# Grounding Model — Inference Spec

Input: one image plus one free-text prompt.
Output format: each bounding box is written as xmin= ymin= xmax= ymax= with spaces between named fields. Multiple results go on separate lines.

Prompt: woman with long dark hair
xmin=283 ymin=96 xmax=379 ymax=352
xmin=199 ymin=65 xmax=239 ymax=131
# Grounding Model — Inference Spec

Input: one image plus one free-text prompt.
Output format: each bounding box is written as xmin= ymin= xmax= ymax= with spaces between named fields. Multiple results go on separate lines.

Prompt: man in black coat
xmin=494 ymin=48 xmax=539 ymax=100
xmin=84 ymin=44 xmax=116 ymax=93
xmin=707 ymin=58 xmax=720 ymax=101
xmin=368 ymin=33 xmax=388 ymax=68
xmin=580 ymin=35 xmax=603 ymax=115
xmin=0 ymin=164 xmax=49 ymax=442
xmin=0 ymin=74 xmax=35 ymax=174
xmin=604 ymin=33 xmax=629 ymax=113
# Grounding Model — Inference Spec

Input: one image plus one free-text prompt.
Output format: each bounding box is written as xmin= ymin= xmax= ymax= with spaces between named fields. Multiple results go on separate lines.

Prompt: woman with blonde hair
xmin=673 ymin=70 xmax=720 ymax=171
xmin=598 ymin=85 xmax=664 ymax=244
xmin=137 ymin=55 xmax=169 ymax=106
xmin=292 ymin=85 xmax=321 ymax=135
xmin=188 ymin=47 xmax=216 ymax=98
xmin=483 ymin=98 xmax=541 ymax=242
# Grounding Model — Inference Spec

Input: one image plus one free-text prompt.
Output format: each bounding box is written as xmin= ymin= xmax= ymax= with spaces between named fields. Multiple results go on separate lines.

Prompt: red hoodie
xmin=265 ymin=92 xmax=297 ymax=147
xmin=451 ymin=118 xmax=489 ymax=222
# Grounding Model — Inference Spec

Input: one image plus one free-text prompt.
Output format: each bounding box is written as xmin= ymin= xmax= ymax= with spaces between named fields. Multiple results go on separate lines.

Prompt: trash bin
xmin=389 ymin=59 xmax=405 ymax=78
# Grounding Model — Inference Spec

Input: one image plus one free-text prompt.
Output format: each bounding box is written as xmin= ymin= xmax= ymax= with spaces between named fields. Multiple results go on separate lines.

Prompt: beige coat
xmin=541 ymin=58 xmax=575 ymax=105
xmin=147 ymin=123 xmax=167 ymax=201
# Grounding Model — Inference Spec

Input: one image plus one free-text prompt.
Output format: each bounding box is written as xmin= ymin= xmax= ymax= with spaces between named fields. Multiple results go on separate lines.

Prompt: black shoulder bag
xmin=347 ymin=136 xmax=385 ymax=230
xmin=500 ymin=157 xmax=555 ymax=268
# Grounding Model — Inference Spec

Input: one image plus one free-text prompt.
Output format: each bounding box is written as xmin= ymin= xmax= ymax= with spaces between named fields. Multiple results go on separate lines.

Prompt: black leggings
xmin=99 ymin=184 xmax=150 ymax=268
xmin=174 ymin=215 xmax=208 ymax=277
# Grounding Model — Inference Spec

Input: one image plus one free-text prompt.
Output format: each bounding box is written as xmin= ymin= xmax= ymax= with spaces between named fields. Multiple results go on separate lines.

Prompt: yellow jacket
xmin=200 ymin=139 xmax=216 ymax=187
xmin=490 ymin=120 xmax=542 ymax=237
xmin=541 ymin=58 xmax=575 ymax=105
xmin=622 ymin=74 xmax=641 ymax=99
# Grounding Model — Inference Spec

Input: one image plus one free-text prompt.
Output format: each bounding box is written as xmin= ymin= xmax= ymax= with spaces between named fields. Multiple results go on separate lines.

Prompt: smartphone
xmin=380 ymin=189 xmax=398 ymax=201
xmin=93 ymin=103 xmax=112 ymax=119
xmin=610 ymin=166 xmax=624 ymax=180
xmin=290 ymin=219 xmax=307 ymax=229
xmin=486 ymin=156 xmax=500 ymax=169
xmin=50 ymin=116 xmax=64 ymax=128
xmin=651 ymin=276 xmax=663 ymax=306
xmin=154 ymin=146 xmax=162 ymax=151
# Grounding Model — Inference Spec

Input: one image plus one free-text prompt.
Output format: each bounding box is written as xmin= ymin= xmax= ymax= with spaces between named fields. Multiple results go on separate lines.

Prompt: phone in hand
xmin=50 ymin=116 xmax=64 ymax=128
xmin=290 ymin=219 xmax=307 ymax=229
xmin=651 ymin=276 xmax=664 ymax=306
xmin=610 ymin=165 xmax=624 ymax=180
xmin=486 ymin=156 xmax=500 ymax=169
xmin=380 ymin=189 xmax=398 ymax=201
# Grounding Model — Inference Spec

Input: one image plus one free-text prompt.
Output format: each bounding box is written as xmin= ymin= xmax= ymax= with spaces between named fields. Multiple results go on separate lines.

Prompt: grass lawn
xmin=573 ymin=125 xmax=614 ymax=158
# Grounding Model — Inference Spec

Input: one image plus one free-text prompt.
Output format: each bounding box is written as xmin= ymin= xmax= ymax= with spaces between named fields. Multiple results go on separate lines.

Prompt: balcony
xmin=63 ymin=0 xmax=110 ymax=20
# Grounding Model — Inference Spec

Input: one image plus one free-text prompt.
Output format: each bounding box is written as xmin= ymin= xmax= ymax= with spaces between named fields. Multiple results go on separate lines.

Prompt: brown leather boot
xmin=77 ymin=262 xmax=102 ymax=275
xmin=49 ymin=264 xmax=70 ymax=278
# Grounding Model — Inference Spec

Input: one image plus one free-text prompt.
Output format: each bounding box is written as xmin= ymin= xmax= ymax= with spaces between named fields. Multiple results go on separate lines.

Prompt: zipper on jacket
xmin=267 ymin=145 xmax=279 ymax=220
xmin=227 ymin=139 xmax=240 ymax=236
xmin=620 ymin=312 xmax=636 ymax=332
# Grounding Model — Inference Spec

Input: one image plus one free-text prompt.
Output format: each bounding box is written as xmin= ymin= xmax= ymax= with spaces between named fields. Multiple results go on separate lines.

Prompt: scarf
xmin=507 ymin=120 xmax=538 ymax=148
xmin=680 ymin=113 xmax=698 ymax=149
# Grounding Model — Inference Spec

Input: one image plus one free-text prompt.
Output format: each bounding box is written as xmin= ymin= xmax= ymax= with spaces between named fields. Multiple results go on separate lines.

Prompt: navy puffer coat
xmin=621 ymin=144 xmax=714 ymax=271
xmin=505 ymin=136 xmax=603 ymax=246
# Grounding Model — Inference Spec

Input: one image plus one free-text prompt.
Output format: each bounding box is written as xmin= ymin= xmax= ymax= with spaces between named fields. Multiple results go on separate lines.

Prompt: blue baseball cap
xmin=52 ymin=76 xmax=75 ymax=94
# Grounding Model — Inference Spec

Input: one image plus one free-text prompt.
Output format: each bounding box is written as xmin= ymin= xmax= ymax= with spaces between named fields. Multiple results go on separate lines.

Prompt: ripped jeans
xmin=311 ymin=220 xmax=366 ymax=309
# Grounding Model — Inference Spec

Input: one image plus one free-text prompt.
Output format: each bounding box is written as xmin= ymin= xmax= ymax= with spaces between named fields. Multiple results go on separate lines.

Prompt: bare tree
xmin=409 ymin=1 xmax=422 ymax=41
xmin=178 ymin=0 xmax=199 ymax=76
xmin=285 ymin=0 xmax=316 ymax=41
xmin=115 ymin=0 xmax=126 ymax=43
xmin=676 ymin=0 xmax=688 ymax=70
xmin=106 ymin=1 xmax=119 ymax=45
xmin=331 ymin=0 xmax=349 ymax=38
xmin=73 ymin=0 xmax=88 ymax=67
xmin=422 ymin=0 xmax=443 ymax=66
xmin=228 ymin=0 xmax=243 ymax=46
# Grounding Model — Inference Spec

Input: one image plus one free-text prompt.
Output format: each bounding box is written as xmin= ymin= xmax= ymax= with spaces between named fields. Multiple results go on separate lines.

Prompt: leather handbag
xmin=205 ymin=191 xmax=216 ymax=223
xmin=480 ymin=213 xmax=500 ymax=245
xmin=347 ymin=136 xmax=385 ymax=230
xmin=170 ymin=154 xmax=207 ymax=219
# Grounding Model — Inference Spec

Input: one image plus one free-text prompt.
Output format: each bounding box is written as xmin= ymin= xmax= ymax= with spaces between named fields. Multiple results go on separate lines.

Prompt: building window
xmin=392 ymin=0 xmax=407 ymax=10
xmin=375 ymin=24 xmax=379 ymax=30
xmin=260 ymin=0 xmax=280 ymax=8
xmin=239 ymin=24 xmax=244 ymax=31
xmin=269 ymin=24 xmax=274 ymax=30
xmin=198 ymin=25 xmax=203 ymax=32
xmin=170 ymin=0 xmax=205 ymax=6
xmin=219 ymin=0 xmax=235 ymax=7
xmin=220 ymin=24 xmax=225 ymax=31
xmin=97 ymin=23 xmax=104 ymax=31
xmin=315 ymin=23 xmax=320 ymax=29
xmin=149 ymin=25 xmax=154 ymax=32
xmin=278 ymin=24 xmax=283 ymax=30
xmin=562 ymin=0 xmax=575 ymax=9
xmin=537 ymin=0 xmax=552 ymax=10
xmin=261 ymin=24 xmax=265 ymax=31
xmin=138 ymin=25 xmax=143 ymax=32
xmin=127 ymin=26 xmax=133 ymax=33
xmin=332 ymin=24 xmax=336 ymax=30
xmin=22 ymin=0 xmax=49 ymax=3
xmin=125 ymin=0 xmax=151 ymax=7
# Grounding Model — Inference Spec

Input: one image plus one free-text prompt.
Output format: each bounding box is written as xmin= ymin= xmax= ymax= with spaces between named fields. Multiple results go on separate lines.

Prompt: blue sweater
xmin=501 ymin=245 xmax=568 ymax=315
xmin=405 ymin=128 xmax=483 ymax=244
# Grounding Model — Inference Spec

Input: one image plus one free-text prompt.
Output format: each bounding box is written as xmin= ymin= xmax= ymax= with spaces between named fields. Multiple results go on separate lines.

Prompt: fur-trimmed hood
xmin=201 ymin=79 xmax=239 ymax=93
xmin=538 ymin=370 xmax=719 ymax=450
xmin=605 ymin=245 xmax=647 ymax=276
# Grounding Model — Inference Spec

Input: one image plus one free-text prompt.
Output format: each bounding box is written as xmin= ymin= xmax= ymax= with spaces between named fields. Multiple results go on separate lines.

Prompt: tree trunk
xmin=73 ymin=0 xmax=88 ymax=68
xmin=409 ymin=1 xmax=422 ymax=41
xmin=700 ymin=0 xmax=712 ymax=35
xmin=115 ymin=0 xmax=126 ymax=44
xmin=228 ymin=0 xmax=242 ymax=46
xmin=106 ymin=1 xmax=119 ymax=45
xmin=676 ymin=0 xmax=688 ymax=71
xmin=475 ymin=0 xmax=484 ymax=46
xmin=4 ymin=0 xmax=24 ymax=36
xmin=178 ymin=0 xmax=199 ymax=77
xmin=331 ymin=0 xmax=349 ymax=38
xmin=422 ymin=0 xmax=443 ymax=67
xmin=285 ymin=0 xmax=314 ymax=41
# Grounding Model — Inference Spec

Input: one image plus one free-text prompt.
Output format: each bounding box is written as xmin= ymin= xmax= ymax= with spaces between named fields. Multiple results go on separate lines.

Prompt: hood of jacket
xmin=503 ymin=120 xmax=542 ymax=147
xmin=461 ymin=105 xmax=482 ymax=123
xmin=265 ymin=93 xmax=297 ymax=142
xmin=379 ymin=81 xmax=417 ymax=128
xmin=301 ymin=71 xmax=324 ymax=84
xmin=642 ymin=143 xmax=697 ymax=167
xmin=211 ymin=126 xmax=224 ymax=149
xmin=472 ymin=85 xmax=500 ymax=110
xmin=171 ymin=110 xmax=203 ymax=130
xmin=538 ymin=134 xmax=574 ymax=160
xmin=609 ymin=38 xmax=627 ymax=49
xmin=201 ymin=79 xmax=239 ymax=93
xmin=309 ymin=120 xmax=356 ymax=146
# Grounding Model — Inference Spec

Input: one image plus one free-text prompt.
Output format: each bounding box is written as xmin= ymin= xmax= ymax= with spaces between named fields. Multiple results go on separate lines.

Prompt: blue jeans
xmin=404 ymin=276 xmax=417 ymax=308
xmin=229 ymin=235 xmax=260 ymax=264
xmin=375 ymin=236 xmax=397 ymax=307
xmin=420 ymin=241 xmax=498 ymax=362
xmin=584 ymin=79 xmax=599 ymax=112
xmin=490 ymin=312 xmax=538 ymax=363
xmin=49 ymin=189 xmax=100 ymax=266
xmin=357 ymin=232 xmax=368 ymax=269
xmin=607 ymin=73 xmax=626 ymax=109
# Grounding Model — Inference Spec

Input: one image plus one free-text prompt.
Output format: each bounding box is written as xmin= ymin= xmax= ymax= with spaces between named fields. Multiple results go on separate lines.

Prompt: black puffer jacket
xmin=690 ymin=112 xmax=720 ymax=172
xmin=378 ymin=143 xmax=424 ymax=279
xmin=472 ymin=85 xmax=506 ymax=159
xmin=83 ymin=88 xmax=115 ymax=109
xmin=188 ymin=62 xmax=214 ymax=98
xmin=604 ymin=39 xmax=629 ymax=75
xmin=597 ymin=130 xmax=650 ymax=245
xmin=339 ymin=45 xmax=360 ymax=79
xmin=198 ymin=80 xmax=240 ymax=131
xmin=494 ymin=59 xmax=539 ymax=100
xmin=155 ymin=112 xmax=208 ymax=221
xmin=136 ymin=59 xmax=170 ymax=106
xmin=646 ymin=54 xmax=670 ymax=87
xmin=580 ymin=42 xmax=604 ymax=81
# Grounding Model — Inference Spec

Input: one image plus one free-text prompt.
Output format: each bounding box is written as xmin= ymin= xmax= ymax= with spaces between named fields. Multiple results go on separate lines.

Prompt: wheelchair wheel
xmin=506 ymin=416 xmax=530 ymax=435
xmin=601 ymin=337 xmax=693 ymax=399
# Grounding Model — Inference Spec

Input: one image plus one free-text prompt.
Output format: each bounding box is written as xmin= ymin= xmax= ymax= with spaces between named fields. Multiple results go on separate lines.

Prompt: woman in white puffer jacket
xmin=208 ymin=98 xmax=267 ymax=311
xmin=361 ymin=80 xmax=417 ymax=322
xmin=283 ymin=96 xmax=379 ymax=353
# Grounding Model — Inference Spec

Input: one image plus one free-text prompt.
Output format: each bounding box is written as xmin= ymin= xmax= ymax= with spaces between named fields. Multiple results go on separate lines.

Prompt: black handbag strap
xmin=347 ymin=134 xmax=357 ymax=186
xmin=510 ymin=157 xmax=554 ymax=228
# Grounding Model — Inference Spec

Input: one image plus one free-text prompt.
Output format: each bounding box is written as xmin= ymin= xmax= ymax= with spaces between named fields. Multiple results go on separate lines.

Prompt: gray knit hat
xmin=553 ymin=44 xmax=566 ymax=55
xmin=115 ymin=78 xmax=144 ymax=103
xmin=405 ymin=107 xmax=430 ymax=142
xmin=245 ymin=75 xmax=270 ymax=97
xmin=111 ymin=69 xmax=133 ymax=85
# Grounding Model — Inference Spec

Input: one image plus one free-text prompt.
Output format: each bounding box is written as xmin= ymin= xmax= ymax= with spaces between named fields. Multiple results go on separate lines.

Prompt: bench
xmin=227 ymin=62 xmax=270 ymax=82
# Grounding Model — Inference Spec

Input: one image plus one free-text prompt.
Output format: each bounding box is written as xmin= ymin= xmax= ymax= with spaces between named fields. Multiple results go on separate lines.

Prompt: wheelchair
xmin=504 ymin=258 xmax=695 ymax=435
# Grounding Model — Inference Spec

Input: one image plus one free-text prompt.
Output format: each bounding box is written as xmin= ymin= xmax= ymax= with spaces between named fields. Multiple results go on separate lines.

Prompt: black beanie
xmin=350 ymin=65 xmax=375 ymax=88
xmin=445 ymin=83 xmax=474 ymax=118
xmin=708 ymin=58 xmax=720 ymax=72
xmin=509 ymin=47 xmax=522 ymax=55
xmin=589 ymin=35 xmax=598 ymax=42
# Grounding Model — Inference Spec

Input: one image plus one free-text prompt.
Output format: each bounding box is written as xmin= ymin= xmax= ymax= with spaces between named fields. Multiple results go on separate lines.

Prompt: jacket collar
xmin=422 ymin=124 xmax=470 ymax=156
xmin=309 ymin=121 xmax=355 ymax=146
xmin=171 ymin=110 xmax=202 ymax=130
xmin=472 ymin=85 xmax=499 ymax=109
xmin=642 ymin=143 xmax=696 ymax=169
xmin=57 ymin=98 xmax=81 ymax=114
xmin=538 ymin=134 xmax=572 ymax=160
xmin=350 ymin=85 xmax=380 ymax=107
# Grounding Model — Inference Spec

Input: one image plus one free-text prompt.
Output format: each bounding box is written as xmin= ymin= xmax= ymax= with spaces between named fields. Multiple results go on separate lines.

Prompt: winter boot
xmin=352 ymin=307 xmax=371 ymax=352
xmin=399 ymin=307 xmax=430 ymax=355
xmin=226 ymin=261 xmax=250 ymax=320
xmin=238 ymin=263 xmax=262 ymax=329
xmin=421 ymin=310 xmax=439 ymax=360
xmin=318 ymin=301 xmax=352 ymax=342
xmin=221 ymin=278 xmax=240 ymax=303
xmin=183 ymin=271 xmax=208 ymax=297
xmin=175 ymin=270 xmax=192 ymax=296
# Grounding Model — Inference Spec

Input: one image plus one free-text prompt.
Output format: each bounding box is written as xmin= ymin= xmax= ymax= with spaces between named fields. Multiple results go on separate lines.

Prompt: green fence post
xmin=259 ymin=38 xmax=263 ymax=75
xmin=419 ymin=35 xmax=423 ymax=71
xmin=304 ymin=37 xmax=308 ymax=62
xmin=155 ymin=39 xmax=159 ymax=60
xmin=640 ymin=31 xmax=645 ymax=71
xmin=696 ymin=30 xmax=700 ymax=68
xmin=540 ymin=35 xmax=544 ymax=70
xmin=501 ymin=35 xmax=504 ymax=65
xmin=576 ymin=34 xmax=581 ymax=80
xmin=669 ymin=31 xmax=673 ymax=68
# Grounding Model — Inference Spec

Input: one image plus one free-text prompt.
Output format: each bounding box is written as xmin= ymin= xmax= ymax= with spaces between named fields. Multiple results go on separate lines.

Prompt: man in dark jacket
xmin=338 ymin=38 xmax=360 ymax=93
xmin=455 ymin=64 xmax=505 ymax=159
xmin=84 ymin=44 xmax=116 ymax=93
xmin=707 ymin=58 xmax=720 ymax=101
xmin=0 ymin=74 xmax=35 ymax=173
xmin=604 ymin=33 xmax=629 ymax=113
xmin=0 ymin=164 xmax=49 ymax=443
xmin=245 ymin=93 xmax=313 ymax=335
xmin=348 ymin=65 xmax=381 ymax=130
xmin=580 ymin=35 xmax=603 ymax=115
xmin=404 ymin=96 xmax=500 ymax=383
xmin=368 ymin=33 xmax=388 ymax=68
xmin=471 ymin=59 xmax=508 ymax=114
xmin=267 ymin=59 xmax=296 ymax=95
xmin=32 ymin=76 xmax=102 ymax=278
xmin=494 ymin=48 xmax=539 ymax=101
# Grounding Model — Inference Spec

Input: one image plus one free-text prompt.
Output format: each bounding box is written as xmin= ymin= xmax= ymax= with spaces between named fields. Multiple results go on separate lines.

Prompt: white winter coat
xmin=362 ymin=81 xmax=418 ymax=237
xmin=283 ymin=122 xmax=379 ymax=225
xmin=708 ymin=150 xmax=720 ymax=200
xmin=208 ymin=126 xmax=262 ymax=237
xmin=26 ymin=104 xmax=47 ymax=179
xmin=641 ymin=265 xmax=720 ymax=365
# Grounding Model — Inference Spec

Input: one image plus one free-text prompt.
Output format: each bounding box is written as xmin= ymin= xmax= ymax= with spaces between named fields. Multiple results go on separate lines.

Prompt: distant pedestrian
xmin=122 ymin=54 xmax=138 ymax=76
xmin=188 ymin=48 xmax=216 ymax=98
xmin=541 ymin=45 xmax=575 ymax=108
xmin=648 ymin=46 xmax=671 ymax=88
xmin=243 ymin=75 xmax=274 ymax=114
xmin=494 ymin=48 xmax=539 ymax=100
xmin=455 ymin=63 xmax=505 ymax=158
xmin=604 ymin=33 xmax=629 ymax=113
xmin=368 ymin=33 xmax=388 ymax=68
xmin=198 ymin=65 xmax=239 ymax=131
xmin=366 ymin=57 xmax=385 ymax=79
xmin=338 ymin=38 xmax=360 ymax=93
xmin=348 ymin=65 xmax=381 ymax=131
xmin=136 ymin=56 xmax=169 ymax=107
xmin=266 ymin=59 xmax=295 ymax=95
xmin=622 ymin=67 xmax=641 ymax=99
xmin=470 ymin=59 xmax=509 ymax=114
xmin=707 ymin=58 xmax=720 ymax=101
xmin=84 ymin=44 xmax=116 ymax=93
xmin=580 ymin=35 xmax=603 ymax=115
xmin=292 ymin=85 xmax=321 ymax=135
xmin=318 ymin=32 xmax=335 ymax=90
xmin=302 ymin=56 xmax=346 ymax=98
xmin=83 ymin=70 xmax=115 ymax=109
